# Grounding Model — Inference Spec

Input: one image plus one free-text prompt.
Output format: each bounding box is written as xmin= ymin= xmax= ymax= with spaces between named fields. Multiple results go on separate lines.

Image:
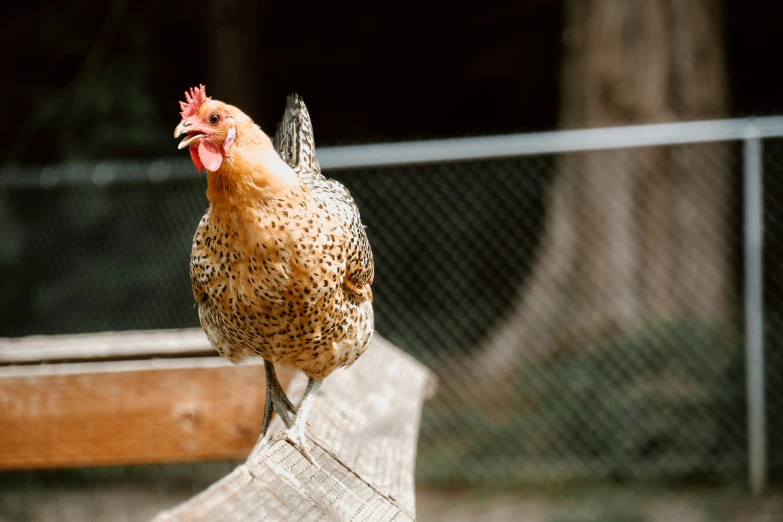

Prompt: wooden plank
xmin=0 ymin=328 xmax=214 ymax=364
xmin=154 ymin=336 xmax=436 ymax=522
xmin=0 ymin=357 xmax=292 ymax=469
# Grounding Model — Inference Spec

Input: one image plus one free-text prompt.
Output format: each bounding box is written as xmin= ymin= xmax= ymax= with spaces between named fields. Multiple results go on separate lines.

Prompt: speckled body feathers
xmin=190 ymin=95 xmax=374 ymax=380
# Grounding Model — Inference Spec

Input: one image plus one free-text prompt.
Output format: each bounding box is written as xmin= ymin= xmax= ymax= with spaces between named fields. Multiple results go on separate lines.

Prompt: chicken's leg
xmin=268 ymin=377 xmax=323 ymax=467
xmin=259 ymin=360 xmax=296 ymax=439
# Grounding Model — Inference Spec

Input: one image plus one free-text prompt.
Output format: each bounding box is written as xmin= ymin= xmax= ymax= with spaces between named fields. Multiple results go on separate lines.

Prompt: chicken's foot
xmin=267 ymin=377 xmax=323 ymax=467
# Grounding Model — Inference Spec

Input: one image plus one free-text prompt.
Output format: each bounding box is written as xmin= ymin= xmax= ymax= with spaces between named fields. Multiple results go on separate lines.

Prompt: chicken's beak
xmin=174 ymin=120 xmax=189 ymax=139
xmin=174 ymin=120 xmax=204 ymax=149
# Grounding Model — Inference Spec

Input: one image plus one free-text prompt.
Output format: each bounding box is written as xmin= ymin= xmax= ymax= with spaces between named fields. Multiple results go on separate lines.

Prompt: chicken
xmin=174 ymin=85 xmax=374 ymax=465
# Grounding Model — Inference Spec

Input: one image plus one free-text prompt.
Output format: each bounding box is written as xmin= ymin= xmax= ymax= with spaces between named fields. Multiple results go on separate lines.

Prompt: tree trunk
xmin=467 ymin=0 xmax=731 ymax=392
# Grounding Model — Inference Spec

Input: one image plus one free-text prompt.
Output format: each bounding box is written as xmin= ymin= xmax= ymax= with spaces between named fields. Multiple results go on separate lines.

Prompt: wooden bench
xmin=0 ymin=330 xmax=436 ymax=521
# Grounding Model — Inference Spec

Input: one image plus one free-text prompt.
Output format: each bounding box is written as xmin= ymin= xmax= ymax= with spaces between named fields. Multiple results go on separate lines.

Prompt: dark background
xmin=3 ymin=0 xmax=781 ymax=166
xmin=3 ymin=0 xmax=783 ymax=500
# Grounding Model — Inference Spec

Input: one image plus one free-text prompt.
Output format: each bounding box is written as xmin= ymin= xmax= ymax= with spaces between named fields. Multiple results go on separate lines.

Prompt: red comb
xmin=179 ymin=85 xmax=208 ymax=118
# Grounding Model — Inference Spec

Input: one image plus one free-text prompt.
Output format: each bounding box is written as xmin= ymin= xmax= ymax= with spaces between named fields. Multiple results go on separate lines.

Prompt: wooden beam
xmin=154 ymin=336 xmax=436 ymax=522
xmin=0 ymin=328 xmax=214 ymax=365
xmin=0 ymin=357 xmax=292 ymax=469
xmin=1 ymin=329 xmax=436 ymax=519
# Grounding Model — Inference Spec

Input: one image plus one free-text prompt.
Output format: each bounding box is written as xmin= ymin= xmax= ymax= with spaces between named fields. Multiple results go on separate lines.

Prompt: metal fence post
xmin=744 ymin=127 xmax=766 ymax=495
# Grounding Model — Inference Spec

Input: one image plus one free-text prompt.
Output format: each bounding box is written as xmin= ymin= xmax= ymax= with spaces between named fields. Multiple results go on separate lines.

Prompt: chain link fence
xmin=763 ymin=137 xmax=783 ymax=486
xmin=1 ymin=123 xmax=782 ymax=496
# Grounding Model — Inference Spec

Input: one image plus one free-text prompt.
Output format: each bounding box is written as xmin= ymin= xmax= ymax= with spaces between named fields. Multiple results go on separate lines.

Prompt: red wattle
xmin=189 ymin=145 xmax=204 ymax=172
xmin=198 ymin=141 xmax=223 ymax=172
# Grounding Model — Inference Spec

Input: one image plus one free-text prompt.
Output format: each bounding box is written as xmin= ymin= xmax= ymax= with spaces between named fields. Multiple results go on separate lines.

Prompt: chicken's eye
xmin=209 ymin=113 xmax=220 ymax=125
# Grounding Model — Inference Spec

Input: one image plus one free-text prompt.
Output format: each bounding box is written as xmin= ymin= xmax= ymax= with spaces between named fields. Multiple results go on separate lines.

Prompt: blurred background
xmin=3 ymin=0 xmax=783 ymax=520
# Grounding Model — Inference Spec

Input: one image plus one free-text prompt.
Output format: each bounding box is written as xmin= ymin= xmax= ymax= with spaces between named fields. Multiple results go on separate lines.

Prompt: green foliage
xmin=547 ymin=513 xmax=644 ymax=522
xmin=417 ymin=320 xmax=746 ymax=486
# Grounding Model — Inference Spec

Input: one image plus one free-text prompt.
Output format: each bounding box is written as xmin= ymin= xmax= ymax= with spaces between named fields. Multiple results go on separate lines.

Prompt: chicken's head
xmin=174 ymin=85 xmax=238 ymax=172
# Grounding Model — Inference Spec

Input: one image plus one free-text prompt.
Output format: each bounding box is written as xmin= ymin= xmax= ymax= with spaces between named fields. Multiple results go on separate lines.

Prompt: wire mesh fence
xmin=763 ymin=137 xmax=783 ymax=486
xmin=1 ymin=123 xmax=782 ymax=503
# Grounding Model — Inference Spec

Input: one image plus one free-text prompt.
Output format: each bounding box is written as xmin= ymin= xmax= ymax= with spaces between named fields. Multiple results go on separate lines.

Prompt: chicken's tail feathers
xmin=273 ymin=93 xmax=321 ymax=174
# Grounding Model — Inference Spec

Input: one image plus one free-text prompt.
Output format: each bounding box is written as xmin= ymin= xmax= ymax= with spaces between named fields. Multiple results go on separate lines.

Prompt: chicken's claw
xmin=268 ymin=426 xmax=320 ymax=468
